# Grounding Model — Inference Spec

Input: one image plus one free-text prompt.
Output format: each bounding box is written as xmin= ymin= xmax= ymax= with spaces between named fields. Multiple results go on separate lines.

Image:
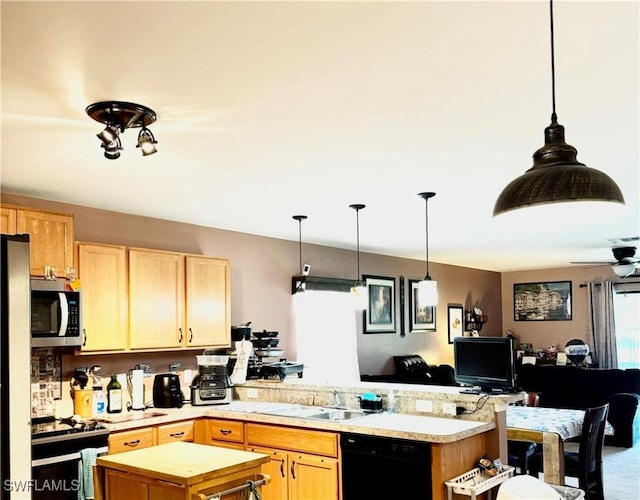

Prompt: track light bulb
xmin=97 ymin=124 xmax=120 ymax=145
xmin=137 ymin=127 xmax=158 ymax=156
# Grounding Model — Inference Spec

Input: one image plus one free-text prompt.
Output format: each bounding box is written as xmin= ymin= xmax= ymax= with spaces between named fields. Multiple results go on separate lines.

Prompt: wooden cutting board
xmin=96 ymin=442 xmax=269 ymax=486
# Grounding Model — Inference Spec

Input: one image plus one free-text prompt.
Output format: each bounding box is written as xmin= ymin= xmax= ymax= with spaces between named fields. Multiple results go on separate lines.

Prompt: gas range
xmin=31 ymin=416 xmax=110 ymax=444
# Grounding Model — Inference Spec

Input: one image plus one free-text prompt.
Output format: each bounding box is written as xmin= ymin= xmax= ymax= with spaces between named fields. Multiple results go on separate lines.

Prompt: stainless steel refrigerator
xmin=1 ymin=234 xmax=32 ymax=500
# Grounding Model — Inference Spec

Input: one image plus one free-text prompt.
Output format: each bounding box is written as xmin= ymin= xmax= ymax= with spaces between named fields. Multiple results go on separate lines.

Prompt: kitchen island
xmin=94 ymin=441 xmax=270 ymax=500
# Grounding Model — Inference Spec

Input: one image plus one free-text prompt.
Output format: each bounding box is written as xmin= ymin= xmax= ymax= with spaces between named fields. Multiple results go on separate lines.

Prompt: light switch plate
xmin=247 ymin=388 xmax=259 ymax=399
xmin=415 ymin=400 xmax=433 ymax=412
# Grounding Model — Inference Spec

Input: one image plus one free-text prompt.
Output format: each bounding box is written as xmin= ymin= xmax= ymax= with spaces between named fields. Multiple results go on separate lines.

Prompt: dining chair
xmin=528 ymin=402 xmax=609 ymax=500
xmin=507 ymin=392 xmax=541 ymax=475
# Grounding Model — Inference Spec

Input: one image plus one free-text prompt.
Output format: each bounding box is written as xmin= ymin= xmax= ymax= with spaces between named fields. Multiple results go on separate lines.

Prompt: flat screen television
xmin=453 ymin=336 xmax=517 ymax=394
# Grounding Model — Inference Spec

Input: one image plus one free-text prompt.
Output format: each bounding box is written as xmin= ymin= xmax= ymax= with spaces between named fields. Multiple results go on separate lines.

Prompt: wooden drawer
xmin=108 ymin=427 xmax=155 ymax=454
xmin=246 ymin=423 xmax=338 ymax=458
xmin=205 ymin=419 xmax=244 ymax=444
xmin=157 ymin=420 xmax=194 ymax=444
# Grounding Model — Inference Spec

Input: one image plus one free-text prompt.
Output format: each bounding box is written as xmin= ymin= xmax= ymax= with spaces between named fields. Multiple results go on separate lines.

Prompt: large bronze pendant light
xmin=493 ymin=0 xmax=624 ymax=216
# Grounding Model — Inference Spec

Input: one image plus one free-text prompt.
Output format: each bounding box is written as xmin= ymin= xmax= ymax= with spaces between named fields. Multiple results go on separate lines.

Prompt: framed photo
xmin=363 ymin=275 xmax=396 ymax=333
xmin=513 ymin=281 xmax=572 ymax=321
xmin=447 ymin=303 xmax=464 ymax=344
xmin=408 ymin=279 xmax=436 ymax=332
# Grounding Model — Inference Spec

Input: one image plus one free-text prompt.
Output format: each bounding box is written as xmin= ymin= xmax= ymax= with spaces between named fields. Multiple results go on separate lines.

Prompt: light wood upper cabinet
xmin=77 ymin=242 xmax=128 ymax=351
xmin=0 ymin=207 xmax=17 ymax=234
xmin=129 ymin=249 xmax=185 ymax=349
xmin=185 ymin=256 xmax=230 ymax=347
xmin=1 ymin=205 xmax=74 ymax=277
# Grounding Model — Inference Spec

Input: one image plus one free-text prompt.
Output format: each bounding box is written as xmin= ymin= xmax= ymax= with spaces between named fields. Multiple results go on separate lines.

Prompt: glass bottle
xmin=107 ymin=375 xmax=123 ymax=413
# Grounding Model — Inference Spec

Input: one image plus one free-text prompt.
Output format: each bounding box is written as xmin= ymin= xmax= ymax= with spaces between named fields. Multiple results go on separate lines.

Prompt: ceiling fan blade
xmin=569 ymin=261 xmax=615 ymax=265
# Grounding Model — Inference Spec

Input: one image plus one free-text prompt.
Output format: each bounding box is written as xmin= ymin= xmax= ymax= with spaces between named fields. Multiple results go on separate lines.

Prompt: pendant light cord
xmin=549 ymin=0 xmax=557 ymax=124
xmin=424 ymin=197 xmax=430 ymax=279
xmin=298 ymin=220 xmax=303 ymax=275
xmin=356 ymin=208 xmax=361 ymax=280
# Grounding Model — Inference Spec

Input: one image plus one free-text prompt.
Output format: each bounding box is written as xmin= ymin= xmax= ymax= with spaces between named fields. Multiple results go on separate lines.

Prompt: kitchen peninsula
xmin=100 ymin=379 xmax=522 ymax=500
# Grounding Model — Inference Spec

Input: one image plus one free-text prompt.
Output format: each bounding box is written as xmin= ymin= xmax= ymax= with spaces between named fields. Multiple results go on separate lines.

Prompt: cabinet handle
xmin=82 ymin=328 xmax=87 ymax=347
xmin=290 ymin=460 xmax=296 ymax=479
xmin=178 ymin=328 xmax=183 ymax=343
xmin=280 ymin=459 xmax=285 ymax=478
xmin=169 ymin=432 xmax=185 ymax=438
xmin=189 ymin=327 xmax=193 ymax=343
xmin=219 ymin=429 xmax=232 ymax=436
xmin=124 ymin=439 xmax=140 ymax=447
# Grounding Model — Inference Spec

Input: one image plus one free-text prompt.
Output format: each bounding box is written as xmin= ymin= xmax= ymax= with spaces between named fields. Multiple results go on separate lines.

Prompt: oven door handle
xmin=32 ymin=446 xmax=108 ymax=467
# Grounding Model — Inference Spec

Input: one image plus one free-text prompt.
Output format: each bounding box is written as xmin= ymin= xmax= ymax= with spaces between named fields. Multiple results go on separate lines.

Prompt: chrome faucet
xmin=333 ymin=389 xmax=343 ymax=409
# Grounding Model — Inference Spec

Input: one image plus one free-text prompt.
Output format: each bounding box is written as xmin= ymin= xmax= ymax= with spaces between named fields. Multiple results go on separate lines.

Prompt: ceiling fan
xmin=571 ymin=246 xmax=640 ymax=277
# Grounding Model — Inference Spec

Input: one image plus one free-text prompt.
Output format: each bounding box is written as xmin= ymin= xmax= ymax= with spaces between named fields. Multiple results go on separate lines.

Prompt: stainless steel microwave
xmin=31 ymin=279 xmax=81 ymax=347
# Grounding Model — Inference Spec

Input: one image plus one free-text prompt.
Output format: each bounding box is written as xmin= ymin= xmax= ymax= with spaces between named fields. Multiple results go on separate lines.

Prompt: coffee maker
xmin=190 ymin=353 xmax=233 ymax=406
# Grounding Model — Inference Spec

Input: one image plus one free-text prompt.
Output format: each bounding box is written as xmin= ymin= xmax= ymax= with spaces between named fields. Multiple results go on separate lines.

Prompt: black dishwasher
xmin=340 ymin=433 xmax=432 ymax=499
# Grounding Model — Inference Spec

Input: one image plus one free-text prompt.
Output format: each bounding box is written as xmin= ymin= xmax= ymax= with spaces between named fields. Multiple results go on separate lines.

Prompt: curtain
xmin=588 ymin=281 xmax=618 ymax=369
xmin=293 ymin=290 xmax=361 ymax=384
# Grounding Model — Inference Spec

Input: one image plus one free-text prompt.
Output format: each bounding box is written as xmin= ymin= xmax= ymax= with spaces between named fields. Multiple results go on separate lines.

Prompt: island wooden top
xmin=96 ymin=442 xmax=269 ymax=486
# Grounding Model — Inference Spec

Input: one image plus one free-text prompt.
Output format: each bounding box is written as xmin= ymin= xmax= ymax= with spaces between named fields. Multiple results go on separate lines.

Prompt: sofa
xmin=516 ymin=363 xmax=640 ymax=448
xmin=360 ymin=355 xmax=458 ymax=386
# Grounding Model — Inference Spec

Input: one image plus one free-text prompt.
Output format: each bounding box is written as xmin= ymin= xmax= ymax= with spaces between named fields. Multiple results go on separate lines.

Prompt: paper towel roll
xmin=129 ymin=369 xmax=145 ymax=410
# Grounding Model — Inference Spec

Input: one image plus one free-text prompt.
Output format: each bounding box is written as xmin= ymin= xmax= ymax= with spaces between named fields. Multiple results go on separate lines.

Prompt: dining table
xmin=506 ymin=405 xmax=613 ymax=485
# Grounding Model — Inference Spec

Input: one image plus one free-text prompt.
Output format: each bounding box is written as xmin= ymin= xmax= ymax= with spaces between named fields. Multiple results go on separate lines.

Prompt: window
xmin=613 ymin=283 xmax=640 ymax=369
xmin=293 ymin=290 xmax=361 ymax=384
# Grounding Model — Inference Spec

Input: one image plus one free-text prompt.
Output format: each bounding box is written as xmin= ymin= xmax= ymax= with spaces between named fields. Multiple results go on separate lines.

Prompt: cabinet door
xmin=129 ymin=249 xmax=184 ymax=349
xmin=290 ymin=452 xmax=339 ymax=500
xmin=185 ymin=256 xmax=230 ymax=347
xmin=0 ymin=207 xmax=17 ymax=234
xmin=247 ymin=446 xmax=288 ymax=500
xmin=16 ymin=209 xmax=74 ymax=277
xmin=77 ymin=243 xmax=128 ymax=351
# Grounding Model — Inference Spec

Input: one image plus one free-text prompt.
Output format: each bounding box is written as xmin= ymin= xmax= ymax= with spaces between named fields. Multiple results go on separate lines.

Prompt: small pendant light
xmin=418 ymin=192 xmax=437 ymax=306
xmin=349 ymin=204 xmax=367 ymax=309
xmin=493 ymin=0 xmax=624 ymax=216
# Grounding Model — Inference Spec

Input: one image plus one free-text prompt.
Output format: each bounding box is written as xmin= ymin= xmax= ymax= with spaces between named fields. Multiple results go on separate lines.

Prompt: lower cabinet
xmin=108 ymin=427 xmax=155 ymax=454
xmin=245 ymin=422 xmax=340 ymax=500
xmin=247 ymin=445 xmax=339 ymax=500
xmin=108 ymin=420 xmax=195 ymax=454
xmin=194 ymin=418 xmax=245 ymax=450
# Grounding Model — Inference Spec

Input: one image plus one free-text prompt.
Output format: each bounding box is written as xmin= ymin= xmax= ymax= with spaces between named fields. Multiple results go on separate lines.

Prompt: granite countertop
xmin=99 ymin=401 xmax=495 ymax=444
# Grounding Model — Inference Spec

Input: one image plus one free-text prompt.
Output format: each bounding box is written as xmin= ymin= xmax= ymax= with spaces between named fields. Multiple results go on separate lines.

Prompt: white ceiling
xmin=1 ymin=1 xmax=638 ymax=272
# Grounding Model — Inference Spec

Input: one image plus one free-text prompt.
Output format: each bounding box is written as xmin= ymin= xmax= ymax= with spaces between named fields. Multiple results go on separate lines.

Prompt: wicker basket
xmin=445 ymin=465 xmax=515 ymax=500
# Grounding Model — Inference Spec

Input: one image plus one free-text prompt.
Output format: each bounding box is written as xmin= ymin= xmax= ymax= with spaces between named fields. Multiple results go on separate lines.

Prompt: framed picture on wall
xmin=408 ymin=279 xmax=436 ymax=332
xmin=447 ymin=303 xmax=464 ymax=344
xmin=513 ymin=281 xmax=572 ymax=321
xmin=363 ymin=275 xmax=396 ymax=333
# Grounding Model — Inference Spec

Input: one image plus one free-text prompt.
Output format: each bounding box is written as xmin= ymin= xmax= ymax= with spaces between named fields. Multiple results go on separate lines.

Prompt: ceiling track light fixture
xmin=86 ymin=101 xmax=158 ymax=160
xmin=418 ymin=192 xmax=438 ymax=306
xmin=292 ymin=215 xmax=308 ymax=292
xmin=493 ymin=0 xmax=624 ymax=216
xmin=349 ymin=204 xmax=367 ymax=308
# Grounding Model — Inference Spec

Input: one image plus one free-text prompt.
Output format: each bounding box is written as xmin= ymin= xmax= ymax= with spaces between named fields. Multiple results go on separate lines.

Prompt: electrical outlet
xmin=246 ymin=388 xmax=259 ymax=399
xmin=442 ymin=402 xmax=457 ymax=416
xmin=415 ymin=400 xmax=433 ymax=413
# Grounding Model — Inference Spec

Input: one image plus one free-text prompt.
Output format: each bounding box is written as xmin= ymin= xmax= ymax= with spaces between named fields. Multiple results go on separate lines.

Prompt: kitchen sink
xmin=259 ymin=405 xmax=372 ymax=422
xmin=305 ymin=409 xmax=370 ymax=421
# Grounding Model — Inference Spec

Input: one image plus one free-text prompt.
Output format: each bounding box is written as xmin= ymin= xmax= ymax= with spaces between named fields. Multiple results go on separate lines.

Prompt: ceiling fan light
xmin=137 ymin=127 xmax=158 ymax=156
xmin=101 ymin=136 xmax=122 ymax=160
xmin=611 ymin=263 xmax=637 ymax=278
xmin=417 ymin=278 xmax=438 ymax=307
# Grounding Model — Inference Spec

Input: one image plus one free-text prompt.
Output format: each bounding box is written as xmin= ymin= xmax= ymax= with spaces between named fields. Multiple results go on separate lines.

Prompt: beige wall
xmin=500 ymin=265 xmax=634 ymax=354
xmin=3 ymin=192 xmax=502 ymax=379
